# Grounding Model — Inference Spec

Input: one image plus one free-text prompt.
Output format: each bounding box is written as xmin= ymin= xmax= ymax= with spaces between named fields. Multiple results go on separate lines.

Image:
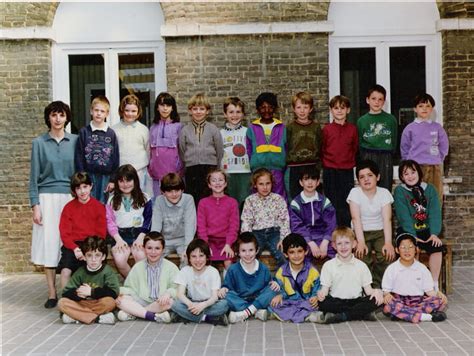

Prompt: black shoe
xmin=169 ymin=311 xmax=186 ymax=324
xmin=431 ymin=311 xmax=447 ymax=322
xmin=363 ymin=312 xmax=377 ymax=321
xmin=44 ymin=298 xmax=58 ymax=309
xmin=390 ymin=315 xmax=403 ymax=321
xmin=206 ymin=314 xmax=228 ymax=326
xmin=324 ymin=312 xmax=346 ymax=324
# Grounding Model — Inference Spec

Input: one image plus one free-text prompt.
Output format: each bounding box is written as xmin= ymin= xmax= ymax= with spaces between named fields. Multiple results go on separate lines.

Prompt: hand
xmin=369 ymin=289 xmax=384 ymax=306
xmin=32 ymin=205 xmax=42 ymax=225
xmin=76 ymin=283 xmax=92 ymax=298
xmin=74 ymin=248 xmax=85 ymax=261
xmin=428 ymin=235 xmax=443 ymax=247
xmin=115 ymin=295 xmax=123 ymax=306
xmin=355 ymin=241 xmax=368 ymax=259
xmin=132 ymin=233 xmax=145 ymax=252
xmin=382 ymin=242 xmax=395 ymax=262
xmin=308 ymin=241 xmax=321 ymax=258
xmin=319 ymin=240 xmax=329 ymax=259
xmin=276 ymin=240 xmax=283 ymax=252
xmin=220 ymin=244 xmax=234 ymax=259
xmin=112 ymin=235 xmax=128 ymax=252
xmin=269 ymin=281 xmax=280 ymax=292
xmin=188 ymin=302 xmax=206 ymax=315
xmin=270 ymin=294 xmax=283 ymax=308
xmin=180 ymin=251 xmax=187 ymax=264
xmin=217 ymin=287 xmax=228 ymax=299
xmin=309 ymin=296 xmax=318 ymax=309
xmin=157 ymin=294 xmax=172 ymax=306
xmin=106 ymin=182 xmax=115 ymax=193
xmin=383 ymin=293 xmax=394 ymax=305
xmin=437 ymin=291 xmax=448 ymax=305
xmin=317 ymin=290 xmax=327 ymax=302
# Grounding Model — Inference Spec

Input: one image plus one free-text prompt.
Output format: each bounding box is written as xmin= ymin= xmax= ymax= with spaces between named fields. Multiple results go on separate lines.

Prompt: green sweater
xmin=357 ymin=111 xmax=397 ymax=151
xmin=62 ymin=264 xmax=120 ymax=301
xmin=286 ymin=120 xmax=322 ymax=165
xmin=120 ymin=258 xmax=179 ymax=303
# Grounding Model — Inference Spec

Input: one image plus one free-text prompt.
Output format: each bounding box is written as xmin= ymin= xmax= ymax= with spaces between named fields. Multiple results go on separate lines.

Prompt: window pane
xmin=390 ymin=46 xmax=426 ymax=162
xmin=119 ymin=53 xmax=155 ymax=127
xmin=339 ymin=48 xmax=376 ymax=124
xmin=68 ymin=54 xmax=105 ymax=133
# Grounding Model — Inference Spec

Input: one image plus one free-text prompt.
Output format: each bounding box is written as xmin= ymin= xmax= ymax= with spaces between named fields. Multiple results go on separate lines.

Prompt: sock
xmin=420 ymin=313 xmax=433 ymax=322
xmin=247 ymin=305 xmax=257 ymax=316
xmin=145 ymin=311 xmax=156 ymax=321
xmin=201 ymin=314 xmax=208 ymax=322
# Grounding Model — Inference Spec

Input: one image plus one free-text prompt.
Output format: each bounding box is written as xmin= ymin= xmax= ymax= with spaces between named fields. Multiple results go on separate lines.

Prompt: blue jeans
xmin=89 ymin=173 xmax=110 ymax=204
xmin=171 ymin=299 xmax=228 ymax=323
xmin=225 ymin=285 xmax=277 ymax=311
xmin=253 ymin=227 xmax=286 ymax=266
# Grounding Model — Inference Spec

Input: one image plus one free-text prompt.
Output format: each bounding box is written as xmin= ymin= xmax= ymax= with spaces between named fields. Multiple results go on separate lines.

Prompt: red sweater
xmin=59 ymin=197 xmax=106 ymax=250
xmin=321 ymin=121 xmax=359 ymax=169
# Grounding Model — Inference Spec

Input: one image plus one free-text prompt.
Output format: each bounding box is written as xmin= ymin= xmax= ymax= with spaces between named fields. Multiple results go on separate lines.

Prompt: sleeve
xmin=61 ymin=270 xmax=84 ymax=300
xmin=196 ymin=199 xmax=209 ymax=241
xmin=59 ymin=203 xmax=78 ymax=250
xmin=352 ymin=125 xmax=359 ymax=156
xmin=315 ymin=122 xmax=322 ymax=161
xmin=289 ymin=200 xmax=311 ymax=242
xmin=421 ymin=264 xmax=435 ymax=292
xmin=178 ymin=127 xmax=186 ymax=163
xmin=359 ymin=261 xmax=373 ymax=288
xmin=274 ymin=268 xmax=289 ymax=300
xmin=381 ymin=264 xmax=394 ymax=292
xmin=286 ymin=123 xmax=292 ymax=157
xmin=120 ymin=262 xmax=143 ymax=297
xmin=319 ymin=262 xmax=332 ymax=288
xmin=214 ymin=127 xmax=224 ymax=167
xmin=390 ymin=114 xmax=398 ymax=152
xmin=321 ymin=198 xmax=337 ymax=241
xmin=143 ymin=125 xmax=150 ymax=156
xmin=438 ymin=125 xmax=449 ymax=160
xmin=92 ymin=267 xmax=120 ymax=299
xmin=174 ymin=268 xmax=188 ymax=286
xmin=209 ymin=267 xmax=222 ymax=290
xmin=164 ymin=262 xmax=179 ymax=299
xmin=139 ymin=199 xmax=153 ymax=234
xmin=183 ymin=196 xmax=197 ymax=246
xmin=400 ymin=126 xmax=411 ymax=160
xmin=222 ymin=265 xmax=236 ymax=290
xmin=95 ymin=202 xmax=107 ymax=238
xmin=381 ymin=188 xmax=394 ymax=206
xmin=75 ymin=129 xmax=86 ymax=172
xmin=262 ymin=265 xmax=272 ymax=285
xmin=240 ymin=197 xmax=254 ymax=232
xmin=426 ymin=184 xmax=442 ymax=236
xmin=151 ymin=198 xmax=163 ymax=233
xmin=111 ymin=130 xmax=120 ymax=171
xmin=225 ymin=198 xmax=240 ymax=246
xmin=310 ymin=269 xmax=321 ymax=297
xmin=245 ymin=127 xmax=253 ymax=161
xmin=346 ymin=187 xmax=359 ymax=204
xmin=29 ymin=139 xmax=41 ymax=207
xmin=277 ymin=197 xmax=291 ymax=239
xmin=393 ymin=186 xmax=416 ymax=235
xmin=106 ymin=203 xmax=119 ymax=237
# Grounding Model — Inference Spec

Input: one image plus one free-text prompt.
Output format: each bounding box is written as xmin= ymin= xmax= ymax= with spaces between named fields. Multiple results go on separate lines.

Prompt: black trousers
xmin=185 ymin=164 xmax=216 ymax=206
xmin=318 ymin=295 xmax=378 ymax=320
xmin=322 ymin=167 xmax=353 ymax=227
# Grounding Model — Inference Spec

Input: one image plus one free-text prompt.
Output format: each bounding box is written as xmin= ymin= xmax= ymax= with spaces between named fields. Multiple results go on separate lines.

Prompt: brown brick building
xmin=1 ymin=2 xmax=472 ymax=272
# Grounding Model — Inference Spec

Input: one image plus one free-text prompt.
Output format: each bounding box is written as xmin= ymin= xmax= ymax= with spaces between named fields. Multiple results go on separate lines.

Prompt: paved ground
xmin=1 ymin=267 xmax=473 ymax=356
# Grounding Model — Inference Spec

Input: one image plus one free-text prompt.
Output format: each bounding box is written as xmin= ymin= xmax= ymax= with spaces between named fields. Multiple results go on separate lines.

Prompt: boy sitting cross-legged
xmin=316 ymin=227 xmax=383 ymax=324
xmin=269 ymin=233 xmax=322 ymax=323
xmin=218 ymin=232 xmax=279 ymax=323
xmin=58 ymin=236 xmax=120 ymax=325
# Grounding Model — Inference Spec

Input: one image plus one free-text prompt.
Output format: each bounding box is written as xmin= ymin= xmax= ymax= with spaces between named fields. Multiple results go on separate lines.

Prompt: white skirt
xmin=31 ymin=193 xmax=72 ymax=267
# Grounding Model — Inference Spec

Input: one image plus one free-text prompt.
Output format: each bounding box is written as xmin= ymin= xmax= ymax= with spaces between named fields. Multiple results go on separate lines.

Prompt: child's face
xmin=414 ymin=101 xmax=433 ymax=120
xmin=158 ymin=103 xmax=173 ymax=121
xmin=118 ymin=177 xmax=134 ymax=196
xmin=285 ymin=246 xmax=306 ymax=268
xmin=238 ymin=242 xmax=258 ymax=265
xmin=357 ymin=168 xmax=379 ymax=191
xmin=366 ymin=91 xmax=385 ymax=113
xmin=257 ymin=101 xmax=275 ymax=121
xmin=189 ymin=248 xmax=207 ymax=272
xmin=330 ymin=104 xmax=350 ymax=123
xmin=299 ymin=176 xmax=320 ymax=195
xmin=396 ymin=239 xmax=416 ymax=265
xmin=123 ymin=104 xmax=139 ymax=123
xmin=84 ymin=249 xmax=105 ymax=270
xmin=208 ymin=172 xmax=227 ymax=195
xmin=255 ymin=174 xmax=272 ymax=198
xmin=144 ymin=240 xmax=164 ymax=264
xmin=49 ymin=111 xmax=67 ymax=131
xmin=90 ymin=103 xmax=109 ymax=125
xmin=401 ymin=166 xmax=420 ymax=186
xmin=293 ymin=99 xmax=313 ymax=122
xmin=333 ymin=236 xmax=356 ymax=260
xmin=189 ymin=105 xmax=209 ymax=124
xmin=163 ymin=189 xmax=183 ymax=205
xmin=75 ymin=183 xmax=92 ymax=204
xmin=224 ymin=104 xmax=244 ymax=126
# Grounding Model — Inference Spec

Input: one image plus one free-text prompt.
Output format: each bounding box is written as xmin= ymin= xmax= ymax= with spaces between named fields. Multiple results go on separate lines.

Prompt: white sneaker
xmin=229 ymin=311 xmax=247 ymax=324
xmin=155 ymin=311 xmax=171 ymax=323
xmin=62 ymin=314 xmax=79 ymax=324
xmin=117 ymin=310 xmax=137 ymax=322
xmin=98 ymin=312 xmax=116 ymax=325
xmin=306 ymin=311 xmax=324 ymax=323
xmin=255 ymin=309 xmax=268 ymax=321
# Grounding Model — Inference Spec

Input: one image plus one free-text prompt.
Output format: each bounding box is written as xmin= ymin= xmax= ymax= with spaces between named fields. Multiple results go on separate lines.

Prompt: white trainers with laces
xmin=255 ymin=309 xmax=268 ymax=321
xmin=98 ymin=312 xmax=116 ymax=325
xmin=117 ymin=310 xmax=137 ymax=322
xmin=155 ymin=311 xmax=171 ymax=323
xmin=306 ymin=311 xmax=324 ymax=323
xmin=228 ymin=311 xmax=247 ymax=324
xmin=62 ymin=313 xmax=79 ymax=324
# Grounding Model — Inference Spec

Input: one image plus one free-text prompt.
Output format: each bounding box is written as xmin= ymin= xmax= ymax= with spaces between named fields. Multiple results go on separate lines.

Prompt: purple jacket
xmin=289 ymin=192 xmax=336 ymax=244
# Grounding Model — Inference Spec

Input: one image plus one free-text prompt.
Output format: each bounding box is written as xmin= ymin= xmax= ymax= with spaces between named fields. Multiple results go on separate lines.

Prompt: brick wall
xmin=1 ymin=2 xmax=58 ymax=28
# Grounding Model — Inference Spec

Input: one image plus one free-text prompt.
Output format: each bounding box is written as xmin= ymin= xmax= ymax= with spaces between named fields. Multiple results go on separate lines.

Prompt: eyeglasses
xmin=399 ymin=245 xmax=415 ymax=251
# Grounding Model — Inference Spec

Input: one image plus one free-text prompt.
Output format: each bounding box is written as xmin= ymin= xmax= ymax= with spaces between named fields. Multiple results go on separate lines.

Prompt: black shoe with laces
xmin=205 ymin=314 xmax=229 ymax=326
xmin=431 ymin=311 xmax=447 ymax=322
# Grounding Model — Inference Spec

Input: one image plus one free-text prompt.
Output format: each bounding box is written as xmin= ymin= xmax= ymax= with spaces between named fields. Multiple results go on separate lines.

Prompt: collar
xmin=282 ymin=259 xmax=311 ymax=277
xmin=146 ymin=257 xmax=163 ymax=269
xmin=394 ymin=258 xmax=417 ymax=271
xmin=252 ymin=118 xmax=282 ymax=126
xmin=240 ymin=259 xmax=259 ymax=274
xmin=223 ymin=122 xmax=243 ymax=131
xmin=401 ymin=182 xmax=428 ymax=191
xmin=86 ymin=263 xmax=105 ymax=274
xmin=334 ymin=254 xmax=356 ymax=266
xmin=192 ymin=120 xmax=206 ymax=128
xmin=45 ymin=132 xmax=72 ymax=142
xmin=120 ymin=120 xmax=137 ymax=127
xmin=163 ymin=194 xmax=185 ymax=208
xmin=90 ymin=121 xmax=108 ymax=132
xmin=299 ymin=191 xmax=320 ymax=203
xmin=414 ymin=118 xmax=432 ymax=124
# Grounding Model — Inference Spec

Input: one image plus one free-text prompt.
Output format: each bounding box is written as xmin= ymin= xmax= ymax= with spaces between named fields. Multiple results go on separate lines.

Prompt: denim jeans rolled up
xmin=171 ymin=299 xmax=229 ymax=323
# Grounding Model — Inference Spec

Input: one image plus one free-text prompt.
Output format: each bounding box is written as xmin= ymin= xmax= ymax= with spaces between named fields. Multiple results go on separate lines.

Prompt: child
xmin=148 ymin=92 xmax=184 ymax=197
xmin=179 ymin=93 xmax=224 ymax=206
xmin=116 ymin=232 xmax=179 ymax=323
xmin=197 ymin=169 xmax=239 ymax=270
xmin=289 ymin=166 xmax=337 ymax=261
xmin=241 ymin=168 xmax=290 ymax=266
xmin=58 ymin=236 xmax=120 ymax=325
xmin=75 ymin=95 xmax=119 ymax=203
xmin=151 ymin=173 xmax=196 ymax=266
xmin=286 ymin=91 xmax=322 ymax=200
xmin=321 ymin=95 xmax=359 ymax=227
xmin=269 ymin=233 xmax=321 ymax=323
xmin=59 ymin=172 xmax=106 ymax=289
xmin=382 ymin=232 xmax=447 ymax=323
xmin=357 ymin=85 xmax=397 ymax=191
xmin=316 ymin=227 xmax=383 ymax=324
xmin=347 ymin=160 xmax=395 ymax=288
xmin=394 ymin=160 xmax=444 ymax=289
xmin=218 ymin=232 xmax=278 ymax=323
xmin=400 ymin=93 xmax=449 ymax=202
xmin=220 ymin=97 xmax=251 ymax=206
xmin=171 ymin=239 xmax=229 ymax=326
xmin=106 ymin=164 xmax=152 ymax=277
xmin=246 ymin=92 xmax=287 ymax=199
xmin=112 ymin=94 xmax=152 ymax=196
xmin=29 ymin=101 xmax=77 ymax=308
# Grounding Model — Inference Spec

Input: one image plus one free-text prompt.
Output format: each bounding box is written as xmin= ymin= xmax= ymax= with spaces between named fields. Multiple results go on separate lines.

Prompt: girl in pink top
xmin=148 ymin=92 xmax=183 ymax=197
xmin=197 ymin=169 xmax=239 ymax=270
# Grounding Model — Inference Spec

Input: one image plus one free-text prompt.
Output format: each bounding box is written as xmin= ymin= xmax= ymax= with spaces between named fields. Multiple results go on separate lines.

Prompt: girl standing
xmin=148 ymin=93 xmax=183 ymax=197
xmin=106 ymin=164 xmax=152 ymax=277
xmin=29 ymin=101 xmax=78 ymax=308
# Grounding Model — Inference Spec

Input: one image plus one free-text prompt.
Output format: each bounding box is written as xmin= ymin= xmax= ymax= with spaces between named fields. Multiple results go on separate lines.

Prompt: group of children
xmin=30 ymin=84 xmax=449 ymax=326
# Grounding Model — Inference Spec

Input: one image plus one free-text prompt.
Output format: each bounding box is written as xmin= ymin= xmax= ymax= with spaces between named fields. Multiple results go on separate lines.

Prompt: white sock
xmin=433 ymin=281 xmax=439 ymax=292
xmin=248 ymin=305 xmax=257 ymax=315
xmin=420 ymin=313 xmax=432 ymax=322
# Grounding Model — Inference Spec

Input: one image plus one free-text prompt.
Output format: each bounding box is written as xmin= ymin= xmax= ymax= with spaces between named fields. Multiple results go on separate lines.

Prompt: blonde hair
xmin=291 ymin=91 xmax=314 ymax=108
xmin=251 ymin=168 xmax=273 ymax=187
xmin=331 ymin=226 xmax=356 ymax=243
xmin=188 ymin=93 xmax=211 ymax=111
xmin=91 ymin=95 xmax=110 ymax=111
xmin=118 ymin=94 xmax=142 ymax=120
